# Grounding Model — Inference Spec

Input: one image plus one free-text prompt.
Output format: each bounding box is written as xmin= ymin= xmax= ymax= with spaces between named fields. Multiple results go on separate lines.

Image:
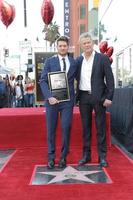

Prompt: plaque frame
xmin=48 ymin=71 xmax=70 ymax=102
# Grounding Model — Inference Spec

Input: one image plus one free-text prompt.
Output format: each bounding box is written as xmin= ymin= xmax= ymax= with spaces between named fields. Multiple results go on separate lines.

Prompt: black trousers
xmin=79 ymin=91 xmax=107 ymax=159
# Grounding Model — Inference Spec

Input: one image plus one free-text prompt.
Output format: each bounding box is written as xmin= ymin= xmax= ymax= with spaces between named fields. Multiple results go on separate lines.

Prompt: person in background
xmin=76 ymin=32 xmax=114 ymax=167
xmin=40 ymin=36 xmax=77 ymax=169
xmin=5 ymin=74 xmax=13 ymax=107
xmin=0 ymin=75 xmax=7 ymax=108
xmin=15 ymin=81 xmax=24 ymax=107
xmin=15 ymin=75 xmax=24 ymax=107
xmin=9 ymin=75 xmax=16 ymax=107
xmin=24 ymin=77 xmax=35 ymax=107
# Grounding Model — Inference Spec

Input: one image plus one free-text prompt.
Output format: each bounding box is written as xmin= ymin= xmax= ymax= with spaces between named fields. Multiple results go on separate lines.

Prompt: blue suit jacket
xmin=40 ymin=54 xmax=77 ymax=107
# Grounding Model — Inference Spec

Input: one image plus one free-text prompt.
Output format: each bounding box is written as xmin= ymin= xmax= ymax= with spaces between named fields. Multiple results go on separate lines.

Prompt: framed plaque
xmin=48 ymin=71 xmax=70 ymax=102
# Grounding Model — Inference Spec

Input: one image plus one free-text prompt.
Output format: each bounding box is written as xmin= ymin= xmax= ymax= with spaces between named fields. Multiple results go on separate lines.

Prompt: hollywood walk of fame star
xmin=0 ymin=150 xmax=15 ymax=169
xmin=38 ymin=166 xmax=102 ymax=184
xmin=0 ymin=157 xmax=9 ymax=164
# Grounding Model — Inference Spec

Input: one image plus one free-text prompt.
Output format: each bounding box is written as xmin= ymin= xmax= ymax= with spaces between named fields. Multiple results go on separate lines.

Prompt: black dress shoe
xmin=58 ymin=158 xmax=66 ymax=168
xmin=47 ymin=159 xmax=55 ymax=169
xmin=99 ymin=158 xmax=108 ymax=167
xmin=78 ymin=157 xmax=91 ymax=166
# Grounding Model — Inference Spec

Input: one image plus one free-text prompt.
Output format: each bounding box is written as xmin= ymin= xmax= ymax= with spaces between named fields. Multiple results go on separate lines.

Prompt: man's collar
xmin=82 ymin=50 xmax=95 ymax=58
xmin=58 ymin=54 xmax=68 ymax=60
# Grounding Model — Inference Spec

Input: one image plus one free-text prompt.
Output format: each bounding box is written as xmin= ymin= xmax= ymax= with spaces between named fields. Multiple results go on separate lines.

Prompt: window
xmin=80 ymin=4 xmax=86 ymax=19
xmin=80 ymin=24 xmax=86 ymax=34
xmin=116 ymin=45 xmax=133 ymax=88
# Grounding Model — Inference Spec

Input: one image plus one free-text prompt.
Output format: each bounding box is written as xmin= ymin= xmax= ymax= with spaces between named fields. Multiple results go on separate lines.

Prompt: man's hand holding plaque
xmin=48 ymin=97 xmax=59 ymax=105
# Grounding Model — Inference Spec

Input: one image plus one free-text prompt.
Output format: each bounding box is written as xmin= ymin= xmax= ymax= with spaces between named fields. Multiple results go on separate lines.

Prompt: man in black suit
xmin=76 ymin=32 xmax=114 ymax=167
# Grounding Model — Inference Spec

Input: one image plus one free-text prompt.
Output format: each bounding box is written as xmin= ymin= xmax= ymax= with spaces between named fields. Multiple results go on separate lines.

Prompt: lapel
xmin=77 ymin=56 xmax=84 ymax=80
xmin=53 ymin=55 xmax=61 ymax=71
xmin=67 ymin=56 xmax=73 ymax=77
xmin=91 ymin=51 xmax=98 ymax=77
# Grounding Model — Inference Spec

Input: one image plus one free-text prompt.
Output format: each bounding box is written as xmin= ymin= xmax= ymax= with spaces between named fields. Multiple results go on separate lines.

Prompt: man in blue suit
xmin=76 ymin=32 xmax=114 ymax=167
xmin=40 ymin=36 xmax=77 ymax=169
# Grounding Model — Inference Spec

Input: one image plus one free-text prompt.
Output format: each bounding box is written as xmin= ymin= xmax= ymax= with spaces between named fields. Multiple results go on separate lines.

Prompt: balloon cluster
xmin=99 ymin=41 xmax=114 ymax=64
xmin=0 ymin=0 xmax=54 ymax=28
xmin=41 ymin=0 xmax=54 ymax=25
xmin=0 ymin=0 xmax=15 ymax=28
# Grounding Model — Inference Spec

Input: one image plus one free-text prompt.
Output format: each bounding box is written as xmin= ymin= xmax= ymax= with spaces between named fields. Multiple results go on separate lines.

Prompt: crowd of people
xmin=0 ymin=74 xmax=35 ymax=108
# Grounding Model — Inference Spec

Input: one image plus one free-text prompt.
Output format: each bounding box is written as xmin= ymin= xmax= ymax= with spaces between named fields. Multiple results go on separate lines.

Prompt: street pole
xmin=24 ymin=0 xmax=27 ymax=27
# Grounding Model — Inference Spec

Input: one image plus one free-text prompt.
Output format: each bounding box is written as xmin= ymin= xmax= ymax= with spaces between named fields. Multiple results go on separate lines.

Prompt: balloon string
xmin=4 ymin=27 xmax=9 ymax=48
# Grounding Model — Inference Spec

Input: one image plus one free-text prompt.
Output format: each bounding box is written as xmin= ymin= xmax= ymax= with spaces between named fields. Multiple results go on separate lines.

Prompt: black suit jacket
xmin=76 ymin=51 xmax=115 ymax=104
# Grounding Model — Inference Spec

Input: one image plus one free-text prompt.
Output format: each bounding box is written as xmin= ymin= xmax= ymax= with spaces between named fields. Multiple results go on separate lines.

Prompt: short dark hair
xmin=56 ymin=36 xmax=69 ymax=45
xmin=16 ymin=75 xmax=23 ymax=80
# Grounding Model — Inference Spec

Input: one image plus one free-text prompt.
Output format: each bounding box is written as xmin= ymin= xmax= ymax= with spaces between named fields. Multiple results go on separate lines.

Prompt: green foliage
xmin=42 ymin=21 xmax=60 ymax=46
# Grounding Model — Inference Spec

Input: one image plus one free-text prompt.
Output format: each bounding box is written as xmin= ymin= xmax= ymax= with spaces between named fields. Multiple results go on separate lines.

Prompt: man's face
xmin=57 ymin=41 xmax=69 ymax=56
xmin=80 ymin=37 xmax=94 ymax=54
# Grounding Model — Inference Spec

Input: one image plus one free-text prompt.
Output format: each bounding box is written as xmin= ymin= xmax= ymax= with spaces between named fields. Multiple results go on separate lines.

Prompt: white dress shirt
xmin=79 ymin=51 xmax=95 ymax=91
xmin=58 ymin=54 xmax=70 ymax=73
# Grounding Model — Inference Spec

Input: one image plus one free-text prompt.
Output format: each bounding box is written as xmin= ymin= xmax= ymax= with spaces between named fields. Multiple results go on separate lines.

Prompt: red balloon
xmin=41 ymin=0 xmax=54 ymax=25
xmin=0 ymin=0 xmax=2 ymax=11
xmin=99 ymin=41 xmax=108 ymax=53
xmin=106 ymin=46 xmax=114 ymax=57
xmin=0 ymin=1 xmax=15 ymax=28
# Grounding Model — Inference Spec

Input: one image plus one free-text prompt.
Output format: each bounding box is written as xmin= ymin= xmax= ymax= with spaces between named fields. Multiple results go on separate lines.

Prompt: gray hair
xmin=79 ymin=32 xmax=94 ymax=42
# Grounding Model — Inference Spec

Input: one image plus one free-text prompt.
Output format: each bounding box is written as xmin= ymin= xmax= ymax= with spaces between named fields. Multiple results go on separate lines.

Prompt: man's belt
xmin=80 ymin=90 xmax=91 ymax=94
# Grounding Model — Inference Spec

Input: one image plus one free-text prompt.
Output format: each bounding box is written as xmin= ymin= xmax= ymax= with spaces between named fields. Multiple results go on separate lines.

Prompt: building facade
xmin=64 ymin=0 xmax=101 ymax=57
xmin=99 ymin=0 xmax=133 ymax=88
xmin=64 ymin=0 xmax=88 ymax=57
